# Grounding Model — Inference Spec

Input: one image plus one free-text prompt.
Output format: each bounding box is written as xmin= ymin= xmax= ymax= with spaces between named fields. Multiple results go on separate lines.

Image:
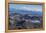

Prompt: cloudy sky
xmin=9 ymin=4 xmax=42 ymax=12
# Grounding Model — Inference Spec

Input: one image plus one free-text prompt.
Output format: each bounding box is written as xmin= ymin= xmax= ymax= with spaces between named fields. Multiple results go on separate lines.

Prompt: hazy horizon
xmin=9 ymin=4 xmax=42 ymax=16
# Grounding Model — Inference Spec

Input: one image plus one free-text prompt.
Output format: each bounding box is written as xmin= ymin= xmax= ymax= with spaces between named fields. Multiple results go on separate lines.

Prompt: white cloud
xmin=16 ymin=7 xmax=42 ymax=12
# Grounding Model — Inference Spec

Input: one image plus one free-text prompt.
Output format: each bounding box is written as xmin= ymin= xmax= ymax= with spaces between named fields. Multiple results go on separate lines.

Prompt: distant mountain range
xmin=9 ymin=8 xmax=42 ymax=16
